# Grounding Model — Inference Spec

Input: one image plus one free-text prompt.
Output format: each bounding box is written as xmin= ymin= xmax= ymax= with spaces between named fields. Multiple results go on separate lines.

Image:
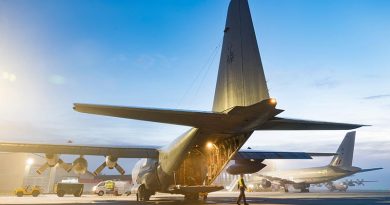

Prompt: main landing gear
xmin=137 ymin=185 xmax=151 ymax=201
xmin=184 ymin=193 xmax=208 ymax=201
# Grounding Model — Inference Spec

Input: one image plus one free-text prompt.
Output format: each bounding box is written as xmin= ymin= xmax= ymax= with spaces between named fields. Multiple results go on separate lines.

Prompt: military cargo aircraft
xmin=0 ymin=0 xmax=364 ymax=201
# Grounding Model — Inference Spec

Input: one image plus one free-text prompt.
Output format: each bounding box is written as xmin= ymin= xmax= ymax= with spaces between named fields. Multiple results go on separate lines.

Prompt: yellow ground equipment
xmin=15 ymin=185 xmax=41 ymax=197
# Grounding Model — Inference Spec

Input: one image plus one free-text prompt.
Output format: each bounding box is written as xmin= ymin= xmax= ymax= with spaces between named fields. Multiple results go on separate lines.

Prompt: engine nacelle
xmin=261 ymin=179 xmax=271 ymax=188
xmin=106 ymin=156 xmax=118 ymax=169
xmin=46 ymin=154 xmax=59 ymax=167
xmin=72 ymin=157 xmax=88 ymax=174
xmin=226 ymin=160 xmax=266 ymax=175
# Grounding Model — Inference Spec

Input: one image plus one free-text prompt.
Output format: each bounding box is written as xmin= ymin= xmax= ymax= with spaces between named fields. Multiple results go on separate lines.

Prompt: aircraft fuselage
xmin=261 ymin=165 xmax=362 ymax=185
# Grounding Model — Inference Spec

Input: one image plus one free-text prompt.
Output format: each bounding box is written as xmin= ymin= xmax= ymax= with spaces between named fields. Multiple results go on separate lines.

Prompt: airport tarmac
xmin=0 ymin=191 xmax=389 ymax=205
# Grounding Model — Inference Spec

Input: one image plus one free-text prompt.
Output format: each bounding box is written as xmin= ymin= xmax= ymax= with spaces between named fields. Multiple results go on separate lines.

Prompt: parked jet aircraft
xmin=0 ymin=0 xmax=364 ymax=201
xmin=253 ymin=132 xmax=382 ymax=192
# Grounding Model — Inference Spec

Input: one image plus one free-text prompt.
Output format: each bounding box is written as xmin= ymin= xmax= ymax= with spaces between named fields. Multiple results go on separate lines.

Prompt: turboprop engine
xmin=261 ymin=179 xmax=272 ymax=188
xmin=93 ymin=156 xmax=125 ymax=176
xmin=72 ymin=157 xmax=88 ymax=174
xmin=36 ymin=154 xmax=72 ymax=174
xmin=226 ymin=160 xmax=266 ymax=175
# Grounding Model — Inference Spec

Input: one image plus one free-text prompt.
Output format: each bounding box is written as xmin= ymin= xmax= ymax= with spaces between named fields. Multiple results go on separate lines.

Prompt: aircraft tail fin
xmin=212 ymin=0 xmax=269 ymax=112
xmin=330 ymin=131 xmax=356 ymax=168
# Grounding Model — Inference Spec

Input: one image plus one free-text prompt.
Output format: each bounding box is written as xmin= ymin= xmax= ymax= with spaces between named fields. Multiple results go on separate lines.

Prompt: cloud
xmin=363 ymin=94 xmax=390 ymax=100
xmin=312 ymin=77 xmax=339 ymax=89
xmin=109 ymin=53 xmax=177 ymax=71
xmin=134 ymin=54 xmax=177 ymax=70
xmin=48 ymin=75 xmax=66 ymax=85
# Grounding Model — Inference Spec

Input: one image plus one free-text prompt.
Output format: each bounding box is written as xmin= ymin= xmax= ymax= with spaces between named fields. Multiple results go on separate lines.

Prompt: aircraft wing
xmin=233 ymin=150 xmax=337 ymax=160
xmin=255 ymin=117 xmax=366 ymax=130
xmin=251 ymin=174 xmax=298 ymax=185
xmin=0 ymin=142 xmax=159 ymax=158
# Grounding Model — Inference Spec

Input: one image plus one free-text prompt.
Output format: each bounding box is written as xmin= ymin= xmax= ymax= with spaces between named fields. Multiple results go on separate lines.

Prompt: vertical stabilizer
xmin=330 ymin=131 xmax=356 ymax=168
xmin=212 ymin=0 xmax=269 ymax=112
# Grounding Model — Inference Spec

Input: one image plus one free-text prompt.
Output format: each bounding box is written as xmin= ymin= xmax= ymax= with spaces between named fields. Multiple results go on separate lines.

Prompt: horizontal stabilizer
xmin=0 ymin=142 xmax=159 ymax=158
xmin=74 ymin=103 xmax=364 ymax=132
xmin=255 ymin=117 xmax=366 ymax=130
xmin=359 ymin=167 xmax=383 ymax=173
xmin=74 ymin=103 xmax=228 ymax=129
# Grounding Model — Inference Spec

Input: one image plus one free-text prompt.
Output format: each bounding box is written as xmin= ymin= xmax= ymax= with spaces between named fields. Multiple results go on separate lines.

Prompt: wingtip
xmin=351 ymin=124 xmax=371 ymax=129
xmin=363 ymin=124 xmax=372 ymax=127
xmin=73 ymin=103 xmax=83 ymax=111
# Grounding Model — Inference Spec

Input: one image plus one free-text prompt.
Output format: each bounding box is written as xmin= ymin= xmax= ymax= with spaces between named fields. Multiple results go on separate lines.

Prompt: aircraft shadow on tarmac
xmin=2 ymin=194 xmax=390 ymax=205
xmin=91 ymin=196 xmax=390 ymax=205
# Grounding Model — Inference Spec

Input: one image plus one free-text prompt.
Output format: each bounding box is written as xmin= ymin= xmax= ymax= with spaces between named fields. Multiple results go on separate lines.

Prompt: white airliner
xmin=253 ymin=132 xmax=382 ymax=192
xmin=0 ymin=0 xmax=364 ymax=201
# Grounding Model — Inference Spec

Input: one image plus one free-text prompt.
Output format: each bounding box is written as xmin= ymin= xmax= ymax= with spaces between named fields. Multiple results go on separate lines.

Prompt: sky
xmin=0 ymin=0 xmax=389 ymax=190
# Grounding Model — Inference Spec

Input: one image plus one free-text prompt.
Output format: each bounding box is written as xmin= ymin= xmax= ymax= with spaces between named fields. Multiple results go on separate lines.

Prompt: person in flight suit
xmin=236 ymin=174 xmax=249 ymax=205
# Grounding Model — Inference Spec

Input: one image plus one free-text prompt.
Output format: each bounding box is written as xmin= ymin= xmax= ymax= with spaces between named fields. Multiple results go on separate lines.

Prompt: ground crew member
xmin=236 ymin=174 xmax=248 ymax=205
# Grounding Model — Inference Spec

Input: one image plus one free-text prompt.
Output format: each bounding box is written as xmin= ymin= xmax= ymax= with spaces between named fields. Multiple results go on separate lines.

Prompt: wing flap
xmin=255 ymin=118 xmax=366 ymax=130
xmin=0 ymin=142 xmax=159 ymax=158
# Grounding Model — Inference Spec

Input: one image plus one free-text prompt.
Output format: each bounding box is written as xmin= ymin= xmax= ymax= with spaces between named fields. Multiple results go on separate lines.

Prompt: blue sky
xmin=0 ymin=0 xmax=389 ymax=189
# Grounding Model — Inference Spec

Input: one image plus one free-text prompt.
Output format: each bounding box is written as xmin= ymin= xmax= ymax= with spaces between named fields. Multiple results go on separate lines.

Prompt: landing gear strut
xmin=184 ymin=193 xmax=199 ymax=200
xmin=137 ymin=185 xmax=151 ymax=201
xmin=184 ymin=192 xmax=208 ymax=201
xmin=283 ymin=185 xmax=289 ymax=193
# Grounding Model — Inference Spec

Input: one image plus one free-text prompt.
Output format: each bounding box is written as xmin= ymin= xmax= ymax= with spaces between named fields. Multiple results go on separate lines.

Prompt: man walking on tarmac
xmin=236 ymin=174 xmax=249 ymax=205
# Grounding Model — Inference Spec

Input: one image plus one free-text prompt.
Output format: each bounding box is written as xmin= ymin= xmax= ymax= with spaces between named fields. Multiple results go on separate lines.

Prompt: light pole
xmin=23 ymin=158 xmax=34 ymax=187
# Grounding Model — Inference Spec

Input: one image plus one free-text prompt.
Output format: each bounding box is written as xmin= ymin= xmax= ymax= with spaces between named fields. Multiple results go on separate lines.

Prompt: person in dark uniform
xmin=236 ymin=174 xmax=249 ymax=205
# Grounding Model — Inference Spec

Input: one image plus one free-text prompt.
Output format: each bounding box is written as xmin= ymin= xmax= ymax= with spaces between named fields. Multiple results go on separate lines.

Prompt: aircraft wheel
xmin=57 ymin=190 xmax=65 ymax=197
xmin=200 ymin=193 xmax=208 ymax=201
xmin=73 ymin=191 xmax=82 ymax=197
xmin=32 ymin=190 xmax=40 ymax=197
xmin=300 ymin=188 xmax=309 ymax=193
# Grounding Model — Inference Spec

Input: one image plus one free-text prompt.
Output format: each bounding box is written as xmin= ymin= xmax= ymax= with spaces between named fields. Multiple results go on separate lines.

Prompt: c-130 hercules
xmin=0 ymin=0 xmax=364 ymax=201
